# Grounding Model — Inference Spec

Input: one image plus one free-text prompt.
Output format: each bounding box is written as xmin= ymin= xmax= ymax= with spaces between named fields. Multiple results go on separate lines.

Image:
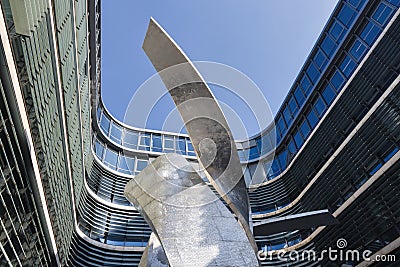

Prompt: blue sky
xmin=101 ymin=0 xmax=338 ymax=137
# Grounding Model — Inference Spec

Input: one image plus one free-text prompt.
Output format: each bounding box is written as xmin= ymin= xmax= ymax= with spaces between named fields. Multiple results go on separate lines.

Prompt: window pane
xmin=164 ymin=136 xmax=175 ymax=151
xmin=300 ymin=75 xmax=313 ymax=95
xmin=329 ymin=21 xmax=345 ymax=43
xmin=348 ymin=0 xmax=365 ymax=9
xmin=387 ymin=0 xmax=400 ymax=7
xmin=277 ymin=150 xmax=287 ymax=170
xmin=321 ymin=35 xmax=337 ymax=57
xmin=307 ymin=109 xmax=319 ymax=128
xmin=277 ymin=116 xmax=287 ymax=137
xmin=123 ymin=130 xmax=138 ymax=149
xmin=340 ymin=55 xmax=356 ymax=78
xmin=294 ymin=131 xmax=304 ymax=149
xmin=372 ymin=3 xmax=393 ymax=26
xmin=249 ymin=146 xmax=259 ymax=160
xmin=314 ymin=50 xmax=328 ymax=70
xmin=100 ymin=113 xmax=110 ymax=133
xmin=294 ymin=86 xmax=306 ymax=106
xmin=176 ymin=137 xmax=186 ymax=154
xmin=322 ymin=84 xmax=336 ymax=105
xmin=94 ymin=139 xmax=104 ymax=159
xmin=104 ymin=149 xmax=118 ymax=169
xmin=283 ymin=106 xmax=293 ymax=126
xmin=136 ymin=160 xmax=148 ymax=172
xmin=330 ymin=69 xmax=346 ymax=91
xmin=118 ymin=155 xmax=135 ymax=174
xmin=288 ymin=139 xmax=297 ymax=155
xmin=110 ymin=124 xmax=122 ymax=144
xmin=306 ymin=62 xmax=320 ymax=83
xmin=300 ymin=120 xmax=311 ymax=138
xmin=288 ymin=96 xmax=299 ymax=117
xmin=350 ymin=39 xmax=367 ymax=61
xmin=152 ymin=134 xmax=162 ymax=152
xmin=337 ymin=4 xmax=357 ymax=27
xmin=314 ymin=96 xmax=327 ymax=117
xmin=360 ymin=21 xmax=381 ymax=45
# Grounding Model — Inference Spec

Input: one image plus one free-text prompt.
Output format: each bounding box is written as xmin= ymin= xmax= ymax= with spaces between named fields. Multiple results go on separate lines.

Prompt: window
xmin=104 ymin=149 xmax=118 ymax=169
xmin=329 ymin=20 xmax=346 ymax=43
xmin=123 ymin=130 xmax=138 ymax=149
xmin=187 ymin=140 xmax=196 ymax=156
xmin=288 ymin=139 xmax=297 ymax=155
xmin=283 ymin=106 xmax=293 ymax=126
xmin=360 ymin=21 xmax=381 ymax=45
xmin=300 ymin=120 xmax=311 ymax=138
xmin=387 ymin=0 xmax=400 ymax=7
xmin=340 ymin=55 xmax=356 ymax=78
xmin=277 ymin=150 xmax=288 ymax=170
xmin=321 ymin=35 xmax=337 ymax=57
xmin=294 ymin=86 xmax=306 ymax=106
xmin=288 ymin=96 xmax=299 ymax=117
xmin=152 ymin=134 xmax=162 ymax=152
xmin=163 ymin=135 xmax=175 ymax=152
xmin=248 ymin=146 xmax=259 ymax=160
xmin=314 ymin=49 xmax=328 ymax=70
xmin=268 ymin=160 xmax=280 ymax=180
xmin=238 ymin=150 xmax=245 ymax=161
xmin=350 ymin=39 xmax=367 ymax=61
xmin=330 ymin=69 xmax=346 ymax=91
xmin=348 ymin=0 xmax=365 ymax=9
xmin=136 ymin=159 xmax=148 ymax=172
xmin=110 ymin=124 xmax=122 ymax=144
xmin=300 ymin=75 xmax=313 ymax=95
xmin=322 ymin=84 xmax=336 ymax=105
xmin=94 ymin=139 xmax=104 ymax=159
xmin=139 ymin=133 xmax=151 ymax=151
xmin=337 ymin=3 xmax=357 ymax=27
xmin=307 ymin=109 xmax=319 ymax=128
xmin=118 ymin=155 xmax=135 ymax=175
xmin=176 ymin=137 xmax=186 ymax=154
xmin=261 ymin=134 xmax=273 ymax=154
xmin=100 ymin=113 xmax=110 ymax=133
xmin=314 ymin=96 xmax=327 ymax=117
xmin=372 ymin=3 xmax=393 ymax=26
xmin=306 ymin=62 xmax=320 ymax=83
xmin=277 ymin=116 xmax=287 ymax=137
xmin=294 ymin=131 xmax=304 ymax=149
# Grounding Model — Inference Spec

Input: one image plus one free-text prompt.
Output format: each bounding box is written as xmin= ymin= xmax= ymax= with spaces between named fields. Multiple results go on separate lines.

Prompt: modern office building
xmin=0 ymin=0 xmax=399 ymax=266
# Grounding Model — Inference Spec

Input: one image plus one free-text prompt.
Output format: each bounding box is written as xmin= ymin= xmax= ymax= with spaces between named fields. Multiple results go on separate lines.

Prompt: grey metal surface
xmin=253 ymin=210 xmax=338 ymax=236
xmin=142 ymin=17 xmax=256 ymax=250
xmin=125 ymin=154 xmax=259 ymax=266
xmin=139 ymin=233 xmax=169 ymax=267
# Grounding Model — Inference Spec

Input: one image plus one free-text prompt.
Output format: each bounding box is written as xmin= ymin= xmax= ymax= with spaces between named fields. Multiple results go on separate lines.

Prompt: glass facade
xmin=0 ymin=0 xmax=399 ymax=266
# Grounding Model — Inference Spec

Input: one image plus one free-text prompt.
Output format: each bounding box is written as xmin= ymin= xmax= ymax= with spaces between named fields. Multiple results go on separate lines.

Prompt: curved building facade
xmin=0 ymin=0 xmax=399 ymax=266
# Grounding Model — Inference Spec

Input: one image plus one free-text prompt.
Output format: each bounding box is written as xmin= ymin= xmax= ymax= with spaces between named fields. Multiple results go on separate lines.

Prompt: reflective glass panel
xmin=110 ymin=123 xmax=122 ymax=144
xmin=314 ymin=96 xmax=327 ymax=117
xmin=337 ymin=3 xmax=357 ymax=27
xmin=300 ymin=75 xmax=313 ymax=95
xmin=104 ymin=149 xmax=118 ymax=169
xmin=321 ymin=35 xmax=337 ymax=57
xmin=307 ymin=109 xmax=319 ymax=128
xmin=300 ymin=120 xmax=311 ymax=138
xmin=100 ymin=113 xmax=110 ymax=133
xmin=350 ymin=39 xmax=367 ymax=61
xmin=136 ymin=159 xmax=148 ymax=172
xmin=288 ymin=96 xmax=299 ymax=117
xmin=123 ymin=130 xmax=138 ymax=149
xmin=372 ymin=3 xmax=393 ymax=26
xmin=329 ymin=20 xmax=346 ymax=42
xmin=314 ymin=49 xmax=328 ymax=70
xmin=322 ymin=84 xmax=336 ymax=105
xmin=340 ymin=55 xmax=356 ymax=78
xmin=294 ymin=131 xmax=304 ymax=149
xmin=152 ymin=134 xmax=162 ymax=152
xmin=330 ymin=69 xmax=346 ymax=91
xmin=294 ymin=85 xmax=306 ymax=106
xmin=360 ymin=21 xmax=381 ymax=45
xmin=306 ymin=62 xmax=320 ymax=83
xmin=283 ymin=106 xmax=293 ymax=126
